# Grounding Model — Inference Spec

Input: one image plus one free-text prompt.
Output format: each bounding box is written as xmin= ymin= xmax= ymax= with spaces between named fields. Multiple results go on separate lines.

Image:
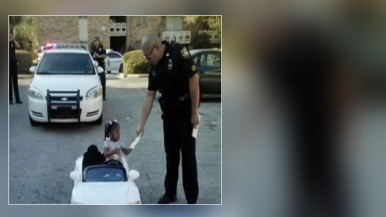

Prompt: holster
xmin=159 ymin=94 xmax=191 ymax=118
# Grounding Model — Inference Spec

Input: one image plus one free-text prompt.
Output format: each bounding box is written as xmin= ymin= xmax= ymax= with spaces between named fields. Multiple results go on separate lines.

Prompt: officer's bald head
xmin=141 ymin=33 xmax=165 ymax=65
xmin=141 ymin=33 xmax=161 ymax=53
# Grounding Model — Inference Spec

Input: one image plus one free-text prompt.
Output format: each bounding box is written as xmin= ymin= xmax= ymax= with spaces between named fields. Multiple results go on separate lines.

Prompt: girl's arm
xmin=121 ymin=147 xmax=132 ymax=155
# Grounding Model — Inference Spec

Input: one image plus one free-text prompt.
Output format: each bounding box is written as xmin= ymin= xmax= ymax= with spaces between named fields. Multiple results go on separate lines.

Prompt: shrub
xmin=15 ymin=51 xmax=37 ymax=74
xmin=12 ymin=17 xmax=38 ymax=51
xmin=122 ymin=50 xmax=149 ymax=75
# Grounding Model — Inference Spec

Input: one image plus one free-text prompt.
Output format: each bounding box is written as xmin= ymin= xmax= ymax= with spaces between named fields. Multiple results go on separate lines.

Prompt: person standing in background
xmin=90 ymin=37 xmax=107 ymax=100
xmin=9 ymin=34 xmax=22 ymax=105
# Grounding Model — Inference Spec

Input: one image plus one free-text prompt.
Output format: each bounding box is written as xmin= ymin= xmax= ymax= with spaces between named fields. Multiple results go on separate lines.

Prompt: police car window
xmin=37 ymin=53 xmax=94 ymax=75
xmin=108 ymin=52 xmax=121 ymax=58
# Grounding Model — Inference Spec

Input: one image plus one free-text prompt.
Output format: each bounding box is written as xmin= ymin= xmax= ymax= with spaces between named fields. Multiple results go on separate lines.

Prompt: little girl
xmin=103 ymin=119 xmax=131 ymax=162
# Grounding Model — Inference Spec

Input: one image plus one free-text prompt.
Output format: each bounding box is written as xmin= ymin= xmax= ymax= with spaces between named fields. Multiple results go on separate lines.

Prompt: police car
xmin=28 ymin=46 xmax=103 ymax=125
xmin=69 ymin=155 xmax=141 ymax=204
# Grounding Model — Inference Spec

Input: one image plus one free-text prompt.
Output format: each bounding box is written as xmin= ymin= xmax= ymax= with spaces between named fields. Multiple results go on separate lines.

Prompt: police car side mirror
xmin=29 ymin=66 xmax=36 ymax=73
xmin=93 ymin=60 xmax=99 ymax=67
xmin=97 ymin=66 xmax=104 ymax=73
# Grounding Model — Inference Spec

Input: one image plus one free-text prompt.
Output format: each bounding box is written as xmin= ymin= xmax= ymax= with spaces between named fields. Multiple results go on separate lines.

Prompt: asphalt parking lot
xmin=9 ymin=74 xmax=221 ymax=204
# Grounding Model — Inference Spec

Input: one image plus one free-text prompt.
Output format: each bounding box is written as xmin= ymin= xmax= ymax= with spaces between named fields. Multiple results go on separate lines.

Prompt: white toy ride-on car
xmin=69 ymin=155 xmax=141 ymax=205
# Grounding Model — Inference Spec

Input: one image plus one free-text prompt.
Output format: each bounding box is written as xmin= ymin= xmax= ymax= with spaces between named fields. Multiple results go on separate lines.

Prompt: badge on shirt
xmin=180 ymin=47 xmax=190 ymax=59
xmin=192 ymin=64 xmax=197 ymax=72
xmin=168 ymin=59 xmax=173 ymax=70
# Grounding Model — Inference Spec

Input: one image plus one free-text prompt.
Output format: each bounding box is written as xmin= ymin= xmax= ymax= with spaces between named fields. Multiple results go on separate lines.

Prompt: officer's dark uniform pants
xmin=163 ymin=118 xmax=199 ymax=204
xmin=98 ymin=72 xmax=106 ymax=98
xmin=9 ymin=61 xmax=20 ymax=102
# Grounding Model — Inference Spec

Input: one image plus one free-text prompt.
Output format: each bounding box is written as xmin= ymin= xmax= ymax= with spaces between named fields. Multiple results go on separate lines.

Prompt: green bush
xmin=12 ymin=17 xmax=38 ymax=51
xmin=16 ymin=51 xmax=37 ymax=74
xmin=122 ymin=50 xmax=149 ymax=75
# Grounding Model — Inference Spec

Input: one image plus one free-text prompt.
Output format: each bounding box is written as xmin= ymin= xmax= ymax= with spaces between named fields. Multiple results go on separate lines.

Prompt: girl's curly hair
xmin=104 ymin=119 xmax=119 ymax=139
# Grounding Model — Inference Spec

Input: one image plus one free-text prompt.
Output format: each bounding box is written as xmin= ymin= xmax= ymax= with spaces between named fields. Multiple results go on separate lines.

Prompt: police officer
xmin=136 ymin=33 xmax=200 ymax=204
xmin=9 ymin=34 xmax=22 ymax=105
xmin=90 ymin=37 xmax=107 ymax=100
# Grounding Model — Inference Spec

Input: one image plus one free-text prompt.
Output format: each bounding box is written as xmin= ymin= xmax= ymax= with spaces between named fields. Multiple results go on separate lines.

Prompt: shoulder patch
xmin=180 ymin=47 xmax=190 ymax=59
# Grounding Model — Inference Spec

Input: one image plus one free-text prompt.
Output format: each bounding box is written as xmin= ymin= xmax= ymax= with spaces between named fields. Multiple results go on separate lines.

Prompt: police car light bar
xmin=46 ymin=43 xmax=89 ymax=50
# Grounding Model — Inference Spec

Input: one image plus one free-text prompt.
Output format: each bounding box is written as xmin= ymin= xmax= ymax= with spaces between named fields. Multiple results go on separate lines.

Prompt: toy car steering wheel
xmin=104 ymin=160 xmax=122 ymax=166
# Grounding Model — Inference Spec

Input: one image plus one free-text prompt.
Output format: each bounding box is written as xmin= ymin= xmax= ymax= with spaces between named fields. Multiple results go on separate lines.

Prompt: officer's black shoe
xmin=158 ymin=194 xmax=177 ymax=204
xmin=16 ymin=100 xmax=22 ymax=104
xmin=103 ymin=97 xmax=106 ymax=101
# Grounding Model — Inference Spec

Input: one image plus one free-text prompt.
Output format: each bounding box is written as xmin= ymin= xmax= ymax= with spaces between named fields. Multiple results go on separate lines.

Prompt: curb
xmin=18 ymin=74 xmax=33 ymax=79
xmin=118 ymin=74 xmax=148 ymax=78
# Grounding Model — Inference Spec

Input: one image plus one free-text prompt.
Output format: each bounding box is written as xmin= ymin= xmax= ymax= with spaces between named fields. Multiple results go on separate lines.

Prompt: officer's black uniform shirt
xmin=90 ymin=45 xmax=106 ymax=68
xmin=148 ymin=41 xmax=197 ymax=103
xmin=9 ymin=41 xmax=17 ymax=63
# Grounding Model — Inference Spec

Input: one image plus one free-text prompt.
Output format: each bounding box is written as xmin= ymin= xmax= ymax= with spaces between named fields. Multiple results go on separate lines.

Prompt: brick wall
xmin=37 ymin=16 xmax=110 ymax=48
xmin=37 ymin=16 xmax=79 ymax=45
xmin=88 ymin=16 xmax=110 ymax=48
xmin=126 ymin=16 xmax=165 ymax=49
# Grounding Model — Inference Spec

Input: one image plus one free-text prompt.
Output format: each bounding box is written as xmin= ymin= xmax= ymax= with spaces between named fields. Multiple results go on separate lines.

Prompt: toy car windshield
xmin=84 ymin=165 xmax=127 ymax=182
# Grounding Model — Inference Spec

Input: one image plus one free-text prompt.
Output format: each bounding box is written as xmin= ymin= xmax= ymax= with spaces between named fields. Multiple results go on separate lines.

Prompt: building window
xmin=166 ymin=16 xmax=183 ymax=31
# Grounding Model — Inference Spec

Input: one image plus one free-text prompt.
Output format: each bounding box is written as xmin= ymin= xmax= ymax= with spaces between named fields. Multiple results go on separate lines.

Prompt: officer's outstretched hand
xmin=136 ymin=125 xmax=144 ymax=137
xmin=191 ymin=112 xmax=200 ymax=128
